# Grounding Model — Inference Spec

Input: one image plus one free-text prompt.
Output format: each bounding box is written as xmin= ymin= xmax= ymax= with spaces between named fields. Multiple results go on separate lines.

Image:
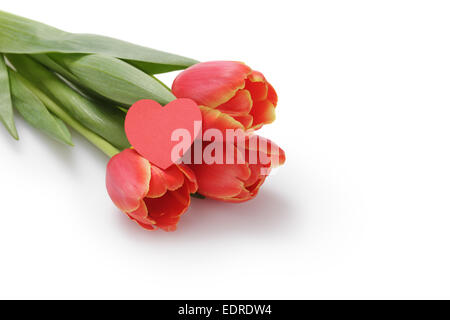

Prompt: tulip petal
xmin=244 ymin=135 xmax=286 ymax=167
xmin=106 ymin=149 xmax=151 ymax=213
xmin=245 ymin=80 xmax=268 ymax=102
xmin=128 ymin=200 xmax=148 ymax=220
xmin=126 ymin=200 xmax=157 ymax=228
xmin=193 ymin=164 xmax=250 ymax=199
xmin=172 ymin=61 xmax=252 ymax=108
xmin=188 ymin=134 xmax=286 ymax=203
xmin=199 ymin=105 xmax=244 ymax=135
xmin=247 ymin=70 xmax=265 ymax=82
xmin=145 ymin=183 xmax=191 ymax=231
xmin=244 ymin=163 xmax=265 ymax=188
xmin=216 ymin=89 xmax=253 ymax=116
xmin=267 ymin=82 xmax=278 ymax=106
xmin=245 ymin=71 xmax=269 ymax=102
xmin=177 ymin=164 xmax=198 ymax=194
xmin=232 ymin=114 xmax=253 ymax=129
xmin=146 ymin=184 xmax=190 ymax=218
xmin=147 ymin=164 xmax=185 ymax=198
xmin=222 ymin=188 xmax=254 ymax=203
xmin=190 ymin=151 xmax=251 ymax=200
xmin=135 ymin=221 xmax=157 ymax=230
xmin=250 ymin=100 xmax=276 ymax=128
xmin=246 ymin=174 xmax=268 ymax=193
xmin=222 ymin=165 xmax=269 ymax=203
xmin=127 ymin=171 xmax=193 ymax=231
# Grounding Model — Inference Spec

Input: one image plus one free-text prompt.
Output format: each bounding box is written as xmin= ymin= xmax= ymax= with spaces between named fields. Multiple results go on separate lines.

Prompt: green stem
xmin=17 ymin=74 xmax=120 ymax=158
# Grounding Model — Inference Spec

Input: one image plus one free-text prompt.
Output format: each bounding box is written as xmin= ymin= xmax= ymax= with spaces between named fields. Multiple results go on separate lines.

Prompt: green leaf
xmin=8 ymin=70 xmax=73 ymax=146
xmin=43 ymin=53 xmax=176 ymax=106
xmin=0 ymin=10 xmax=198 ymax=74
xmin=29 ymin=54 xmax=111 ymax=104
xmin=53 ymin=116 xmax=72 ymax=144
xmin=33 ymin=52 xmax=176 ymax=106
xmin=0 ymin=54 xmax=18 ymax=139
xmin=6 ymin=54 xmax=130 ymax=150
xmin=13 ymin=72 xmax=120 ymax=158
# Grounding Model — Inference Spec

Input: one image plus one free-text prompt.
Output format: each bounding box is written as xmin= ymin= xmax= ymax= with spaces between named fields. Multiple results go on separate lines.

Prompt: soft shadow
xmin=115 ymin=187 xmax=298 ymax=242
xmin=1 ymin=117 xmax=111 ymax=183
xmin=31 ymin=127 xmax=112 ymax=169
xmin=182 ymin=189 xmax=295 ymax=236
xmin=0 ymin=118 xmax=23 ymax=152
xmin=1 ymin=116 xmax=76 ymax=165
xmin=31 ymin=127 xmax=76 ymax=165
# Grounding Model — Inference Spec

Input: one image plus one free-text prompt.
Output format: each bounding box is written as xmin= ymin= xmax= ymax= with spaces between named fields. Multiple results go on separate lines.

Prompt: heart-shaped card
xmin=125 ymin=99 xmax=202 ymax=169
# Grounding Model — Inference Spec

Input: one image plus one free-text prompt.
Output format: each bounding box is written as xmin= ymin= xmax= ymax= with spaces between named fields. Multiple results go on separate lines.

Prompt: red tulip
xmin=188 ymin=135 xmax=285 ymax=202
xmin=106 ymin=149 xmax=197 ymax=231
xmin=172 ymin=61 xmax=277 ymax=132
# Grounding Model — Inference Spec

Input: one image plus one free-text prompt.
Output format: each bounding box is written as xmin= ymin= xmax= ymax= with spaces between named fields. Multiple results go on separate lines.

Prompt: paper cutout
xmin=125 ymin=99 xmax=201 ymax=169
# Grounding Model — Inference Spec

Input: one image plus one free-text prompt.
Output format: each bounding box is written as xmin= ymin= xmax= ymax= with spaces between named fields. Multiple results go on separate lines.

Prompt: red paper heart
xmin=125 ymin=99 xmax=201 ymax=169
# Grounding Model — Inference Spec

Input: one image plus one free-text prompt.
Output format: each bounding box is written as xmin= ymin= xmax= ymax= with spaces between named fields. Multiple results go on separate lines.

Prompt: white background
xmin=1 ymin=0 xmax=450 ymax=299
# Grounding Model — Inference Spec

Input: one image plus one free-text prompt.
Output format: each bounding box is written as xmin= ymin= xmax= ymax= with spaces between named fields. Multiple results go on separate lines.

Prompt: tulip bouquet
xmin=0 ymin=11 xmax=286 ymax=231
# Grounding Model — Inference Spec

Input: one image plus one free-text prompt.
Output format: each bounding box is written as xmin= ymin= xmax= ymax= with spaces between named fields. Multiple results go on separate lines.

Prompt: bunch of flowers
xmin=0 ymin=11 xmax=285 ymax=231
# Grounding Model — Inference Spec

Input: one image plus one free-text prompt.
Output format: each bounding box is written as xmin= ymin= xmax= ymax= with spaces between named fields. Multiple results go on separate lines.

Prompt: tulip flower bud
xmin=106 ymin=149 xmax=198 ymax=231
xmin=189 ymin=135 xmax=285 ymax=202
xmin=172 ymin=61 xmax=278 ymax=131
